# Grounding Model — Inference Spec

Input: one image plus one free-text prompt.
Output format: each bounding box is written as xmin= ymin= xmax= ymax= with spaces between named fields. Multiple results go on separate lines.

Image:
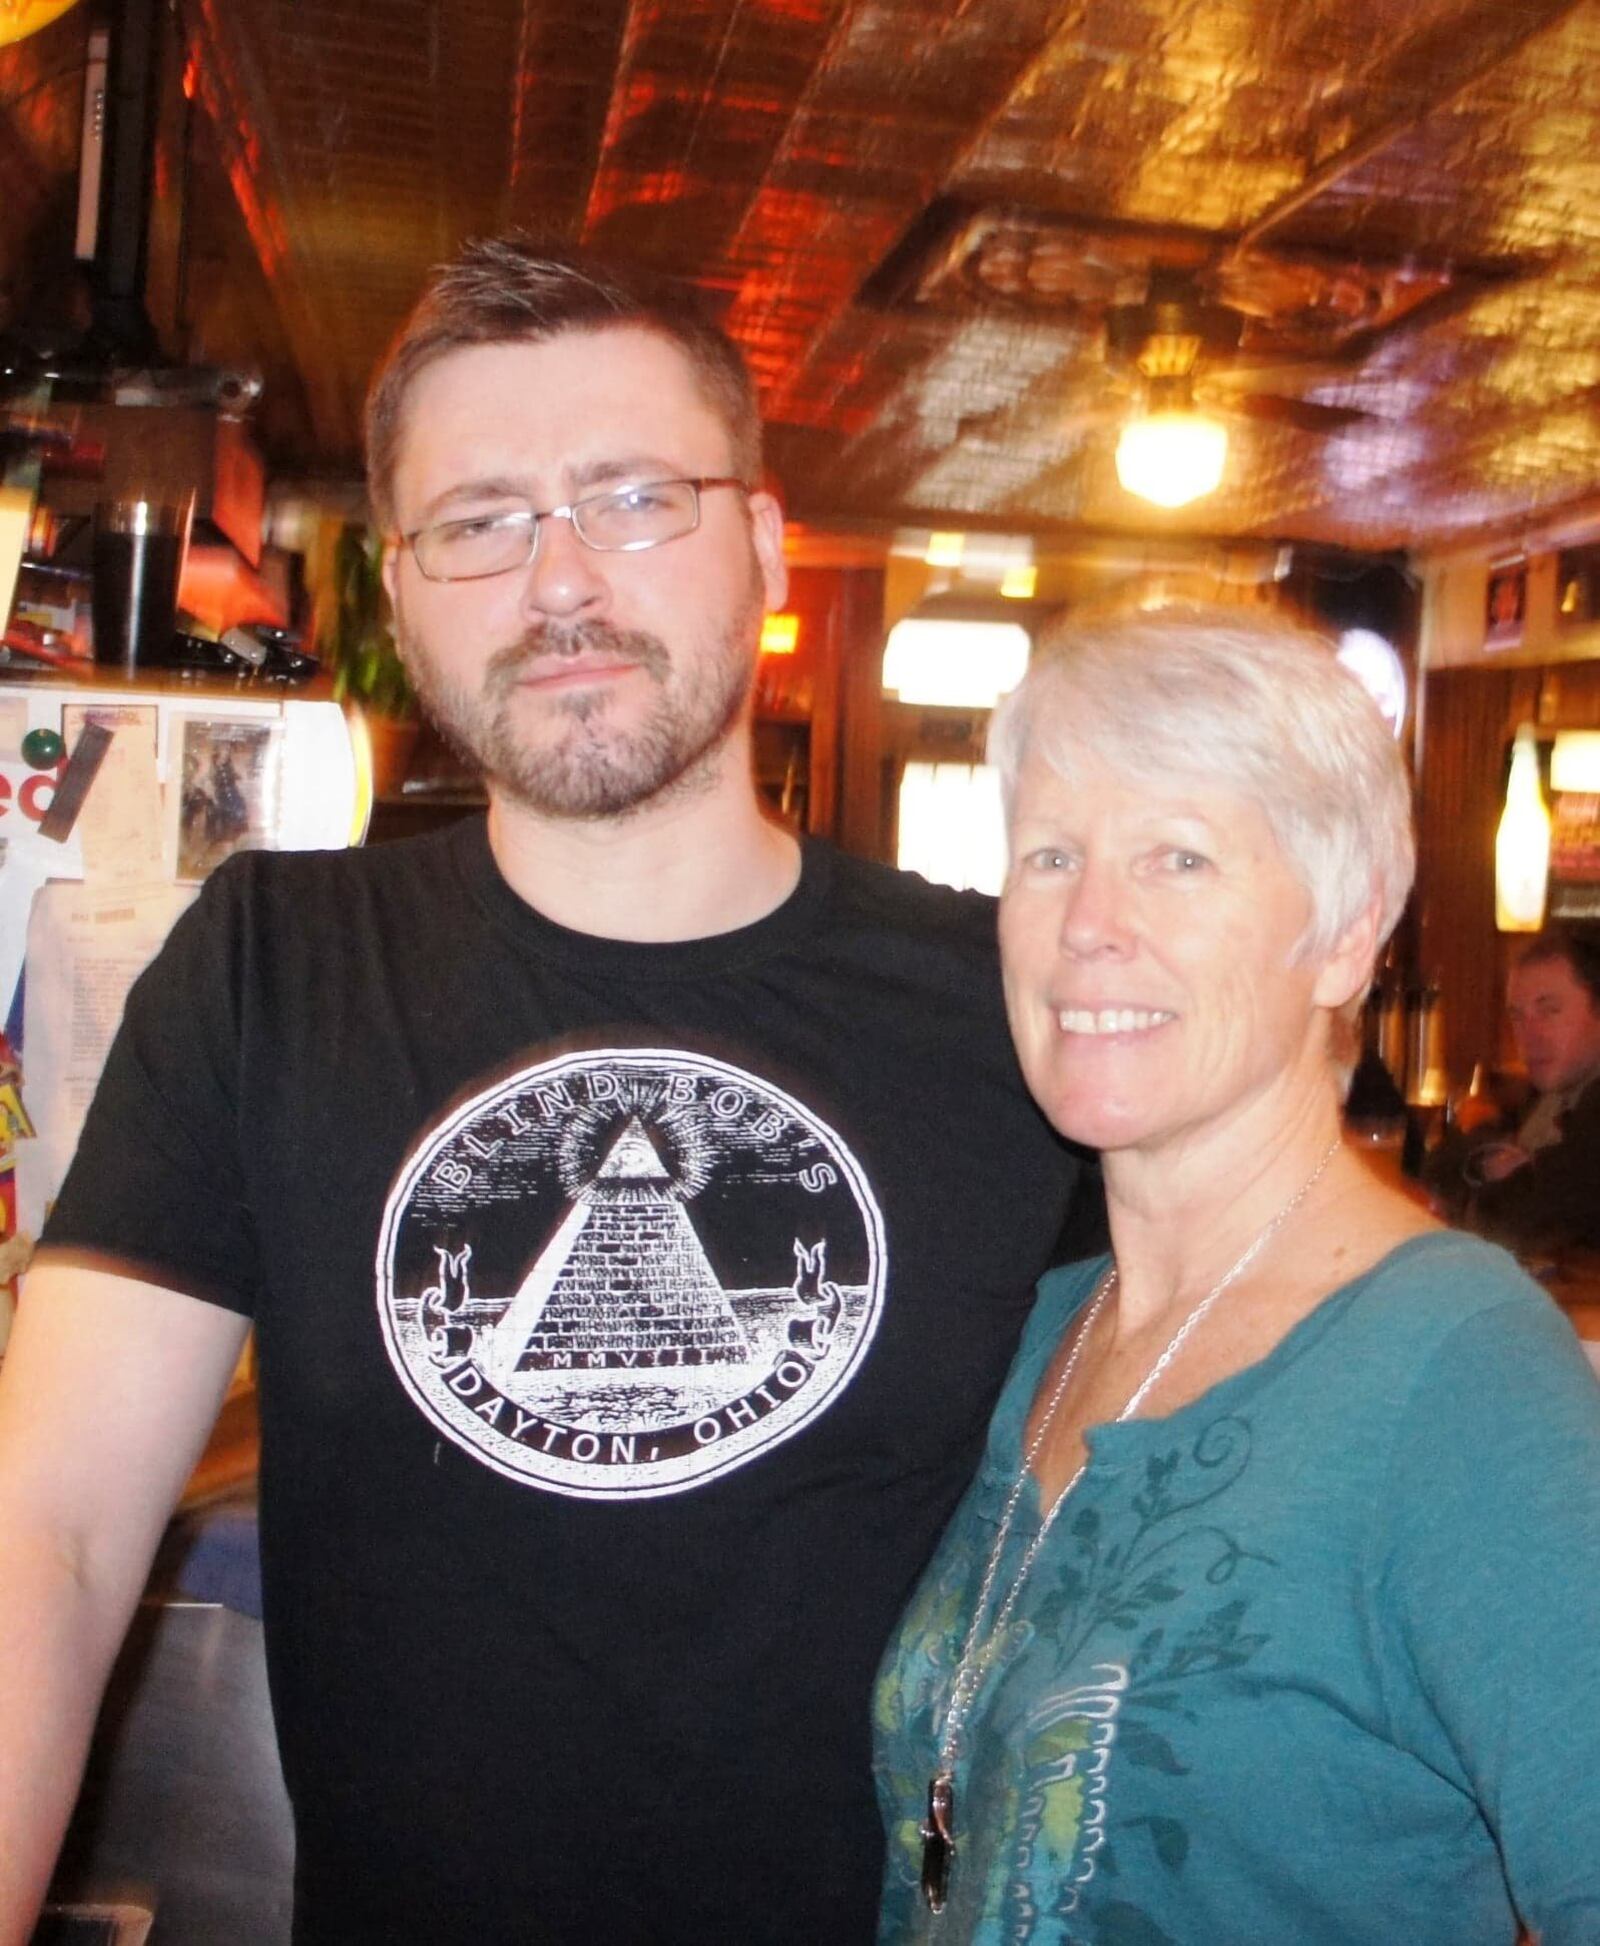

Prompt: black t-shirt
xmin=46 ymin=821 xmax=1087 ymax=1944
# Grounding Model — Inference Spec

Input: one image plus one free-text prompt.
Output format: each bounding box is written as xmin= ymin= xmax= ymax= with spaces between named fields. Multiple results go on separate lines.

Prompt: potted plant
xmin=319 ymin=522 xmax=419 ymax=800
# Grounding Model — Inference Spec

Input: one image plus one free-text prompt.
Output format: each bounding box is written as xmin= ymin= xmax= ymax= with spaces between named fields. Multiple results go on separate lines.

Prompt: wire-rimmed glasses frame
xmin=398 ymin=476 xmax=752 ymax=583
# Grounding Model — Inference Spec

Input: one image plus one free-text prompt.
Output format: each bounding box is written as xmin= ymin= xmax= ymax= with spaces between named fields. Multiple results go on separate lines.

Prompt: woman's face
xmin=999 ymin=739 xmax=1355 ymax=1162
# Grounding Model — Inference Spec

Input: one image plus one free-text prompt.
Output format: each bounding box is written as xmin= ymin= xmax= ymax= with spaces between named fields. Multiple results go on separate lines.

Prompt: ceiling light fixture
xmin=1 ymin=0 xmax=81 ymax=46
xmin=1116 ymin=407 xmax=1228 ymax=509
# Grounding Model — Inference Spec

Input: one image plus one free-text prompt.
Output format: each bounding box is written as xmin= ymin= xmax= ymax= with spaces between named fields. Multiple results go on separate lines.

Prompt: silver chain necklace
xmin=918 ymin=1134 xmax=1341 ymax=1915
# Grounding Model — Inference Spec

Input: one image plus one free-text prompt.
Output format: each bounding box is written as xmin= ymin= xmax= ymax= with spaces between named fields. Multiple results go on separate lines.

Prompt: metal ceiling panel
xmin=8 ymin=0 xmax=1600 ymax=550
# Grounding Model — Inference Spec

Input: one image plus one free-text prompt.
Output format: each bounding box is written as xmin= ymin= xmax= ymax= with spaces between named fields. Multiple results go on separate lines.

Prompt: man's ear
xmin=1313 ymin=893 xmax=1384 ymax=1012
xmin=380 ymin=541 xmax=401 ymax=608
xmin=747 ymin=490 xmax=788 ymax=613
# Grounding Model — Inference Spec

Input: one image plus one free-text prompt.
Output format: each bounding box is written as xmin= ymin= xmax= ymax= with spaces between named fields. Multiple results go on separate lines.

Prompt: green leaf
xmin=1130 ymin=1627 xmax=1165 ymax=1674
xmin=1126 ymin=1814 xmax=1189 ymax=1873
xmin=318 ymin=523 xmax=414 ymax=717
xmin=1094 ymin=1900 xmax=1180 ymax=1945
xmin=1028 ymin=1717 xmax=1092 ymax=1764
xmin=1116 ymin=1720 xmax=1189 ymax=1775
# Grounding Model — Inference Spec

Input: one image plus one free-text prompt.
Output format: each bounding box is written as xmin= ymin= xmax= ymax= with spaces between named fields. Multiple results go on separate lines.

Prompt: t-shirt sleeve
xmin=1377 ymin=1295 xmax=1600 ymax=1941
xmin=40 ymin=862 xmax=259 ymax=1317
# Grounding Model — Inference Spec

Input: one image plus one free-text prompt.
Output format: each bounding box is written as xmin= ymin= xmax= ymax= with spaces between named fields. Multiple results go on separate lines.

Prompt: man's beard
xmin=396 ymin=585 xmax=763 ymax=820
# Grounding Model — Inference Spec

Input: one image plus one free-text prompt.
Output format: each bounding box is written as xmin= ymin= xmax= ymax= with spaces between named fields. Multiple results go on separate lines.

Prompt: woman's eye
xmin=1165 ymin=848 xmax=1209 ymax=873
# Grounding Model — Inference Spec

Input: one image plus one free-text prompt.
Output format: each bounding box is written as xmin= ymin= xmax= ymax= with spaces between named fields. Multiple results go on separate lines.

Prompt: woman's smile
xmin=1056 ymin=1006 xmax=1177 ymax=1037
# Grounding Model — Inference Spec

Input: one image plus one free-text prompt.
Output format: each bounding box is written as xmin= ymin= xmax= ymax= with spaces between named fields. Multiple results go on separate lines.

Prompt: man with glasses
xmin=0 ymin=239 xmax=1090 ymax=1945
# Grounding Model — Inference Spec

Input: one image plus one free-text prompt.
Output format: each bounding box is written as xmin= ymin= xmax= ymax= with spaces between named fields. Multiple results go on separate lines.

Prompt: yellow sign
xmin=0 ymin=0 xmax=81 ymax=46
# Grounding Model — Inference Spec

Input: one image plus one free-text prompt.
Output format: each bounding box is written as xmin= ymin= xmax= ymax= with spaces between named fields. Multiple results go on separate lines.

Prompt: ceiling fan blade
xmin=1216 ymin=392 xmax=1374 ymax=432
xmin=957 ymin=391 xmax=1119 ymax=445
xmin=1202 ymin=347 xmax=1370 ymax=389
xmin=1057 ymin=402 xmax=1120 ymax=441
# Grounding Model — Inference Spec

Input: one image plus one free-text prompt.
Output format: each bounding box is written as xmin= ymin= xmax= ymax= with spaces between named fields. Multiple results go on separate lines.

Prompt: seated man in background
xmin=1432 ymin=926 xmax=1600 ymax=1255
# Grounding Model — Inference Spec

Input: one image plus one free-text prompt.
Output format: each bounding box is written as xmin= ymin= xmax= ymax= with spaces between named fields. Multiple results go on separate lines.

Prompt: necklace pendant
xmin=919 ymin=1770 xmax=956 ymax=1913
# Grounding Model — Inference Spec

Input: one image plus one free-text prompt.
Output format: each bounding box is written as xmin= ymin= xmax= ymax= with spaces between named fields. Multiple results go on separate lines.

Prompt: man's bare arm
xmin=0 ymin=1258 xmax=249 ymax=1944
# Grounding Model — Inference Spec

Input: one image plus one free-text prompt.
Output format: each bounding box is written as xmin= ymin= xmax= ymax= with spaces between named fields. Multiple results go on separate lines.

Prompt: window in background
xmin=897 ymin=762 xmax=1007 ymax=894
xmin=1336 ymin=628 xmax=1407 ymax=737
xmin=881 ymin=618 xmax=1030 ymax=710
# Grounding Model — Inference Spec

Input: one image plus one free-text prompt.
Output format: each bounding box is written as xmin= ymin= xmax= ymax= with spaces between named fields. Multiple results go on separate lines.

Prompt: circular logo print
xmin=377 ymin=1048 xmax=886 ymax=1499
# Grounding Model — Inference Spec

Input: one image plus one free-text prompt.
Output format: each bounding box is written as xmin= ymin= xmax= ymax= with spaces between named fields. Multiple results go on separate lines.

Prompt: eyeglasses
xmin=399 ymin=476 xmax=750 ymax=583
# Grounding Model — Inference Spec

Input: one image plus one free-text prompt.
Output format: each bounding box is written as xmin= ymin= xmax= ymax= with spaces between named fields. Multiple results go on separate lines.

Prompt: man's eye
xmin=442 ymin=513 xmax=517 ymax=543
xmin=1022 ymin=847 xmax=1072 ymax=871
xmin=609 ymin=486 xmax=671 ymax=515
xmin=1165 ymin=849 xmax=1209 ymax=873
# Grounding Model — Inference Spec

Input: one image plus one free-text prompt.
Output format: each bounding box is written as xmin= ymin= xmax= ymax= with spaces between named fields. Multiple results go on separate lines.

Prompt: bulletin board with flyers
xmin=0 ymin=673 xmax=361 ymax=1354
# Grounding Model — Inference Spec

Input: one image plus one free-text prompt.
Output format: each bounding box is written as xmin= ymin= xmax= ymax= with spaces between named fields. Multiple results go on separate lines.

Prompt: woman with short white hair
xmin=875 ymin=604 xmax=1600 ymax=1944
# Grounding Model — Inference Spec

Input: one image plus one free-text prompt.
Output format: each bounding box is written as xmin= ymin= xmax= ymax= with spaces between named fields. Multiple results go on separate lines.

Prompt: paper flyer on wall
xmin=12 ymin=878 xmax=197 ymax=1243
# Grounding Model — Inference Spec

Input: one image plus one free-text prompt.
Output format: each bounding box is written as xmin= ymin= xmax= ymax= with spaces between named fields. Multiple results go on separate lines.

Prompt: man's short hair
xmin=1516 ymin=925 xmax=1600 ymax=1008
xmin=365 ymin=235 xmax=763 ymax=530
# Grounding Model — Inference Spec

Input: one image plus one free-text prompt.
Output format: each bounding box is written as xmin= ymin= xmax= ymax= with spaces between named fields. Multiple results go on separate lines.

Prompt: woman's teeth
xmin=1058 ymin=1008 xmax=1174 ymax=1035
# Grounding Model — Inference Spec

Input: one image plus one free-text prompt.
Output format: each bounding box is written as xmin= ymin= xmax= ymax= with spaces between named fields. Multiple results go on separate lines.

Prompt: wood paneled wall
xmin=1414 ymin=659 xmax=1600 ymax=1078
xmin=755 ymin=564 xmax=885 ymax=844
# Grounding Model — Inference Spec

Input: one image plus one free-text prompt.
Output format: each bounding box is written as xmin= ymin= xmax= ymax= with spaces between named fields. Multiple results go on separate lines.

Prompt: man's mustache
xmin=485 ymin=623 xmax=671 ymax=695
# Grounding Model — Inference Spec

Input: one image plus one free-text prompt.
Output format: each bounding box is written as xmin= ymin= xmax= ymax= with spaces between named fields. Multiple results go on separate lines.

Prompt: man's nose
xmin=518 ymin=511 xmax=608 ymax=619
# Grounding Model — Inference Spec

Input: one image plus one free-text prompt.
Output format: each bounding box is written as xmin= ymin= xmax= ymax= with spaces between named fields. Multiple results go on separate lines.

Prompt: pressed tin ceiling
xmin=5 ymin=0 xmax=1600 ymax=552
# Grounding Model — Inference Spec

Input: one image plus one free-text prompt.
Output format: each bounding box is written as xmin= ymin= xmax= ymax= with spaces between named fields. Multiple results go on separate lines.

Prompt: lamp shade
xmin=1115 ymin=412 xmax=1228 ymax=508
xmin=1495 ymin=725 xmax=1551 ymax=933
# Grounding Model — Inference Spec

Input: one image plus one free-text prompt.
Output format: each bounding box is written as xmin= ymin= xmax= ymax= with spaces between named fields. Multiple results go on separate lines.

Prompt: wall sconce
xmin=923 ymin=532 xmax=965 ymax=569
xmin=759 ymin=612 xmax=799 ymax=656
xmin=1495 ymin=724 xmax=1551 ymax=933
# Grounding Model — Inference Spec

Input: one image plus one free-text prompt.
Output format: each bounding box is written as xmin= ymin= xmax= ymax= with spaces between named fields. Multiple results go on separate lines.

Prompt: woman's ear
xmin=1313 ymin=894 xmax=1384 ymax=1013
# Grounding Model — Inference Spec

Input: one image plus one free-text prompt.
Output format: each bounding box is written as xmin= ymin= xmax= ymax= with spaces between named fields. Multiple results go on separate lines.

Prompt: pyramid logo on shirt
xmin=377 ymin=1048 xmax=886 ymax=1501
xmin=485 ymin=1115 xmax=749 ymax=1382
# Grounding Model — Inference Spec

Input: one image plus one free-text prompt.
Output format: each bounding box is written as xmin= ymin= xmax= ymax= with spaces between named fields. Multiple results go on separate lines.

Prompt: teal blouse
xmin=874 ymin=1233 xmax=1600 ymax=1945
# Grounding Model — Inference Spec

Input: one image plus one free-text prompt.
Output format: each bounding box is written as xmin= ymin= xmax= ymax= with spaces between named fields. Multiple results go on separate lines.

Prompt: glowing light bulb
xmin=1115 ymin=412 xmax=1228 ymax=508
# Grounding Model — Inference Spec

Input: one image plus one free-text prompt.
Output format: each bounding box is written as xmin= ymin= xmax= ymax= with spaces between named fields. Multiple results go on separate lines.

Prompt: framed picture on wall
xmin=1485 ymin=557 xmax=1526 ymax=650
xmin=170 ymin=716 xmax=280 ymax=883
xmin=1556 ymin=544 xmax=1600 ymax=627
